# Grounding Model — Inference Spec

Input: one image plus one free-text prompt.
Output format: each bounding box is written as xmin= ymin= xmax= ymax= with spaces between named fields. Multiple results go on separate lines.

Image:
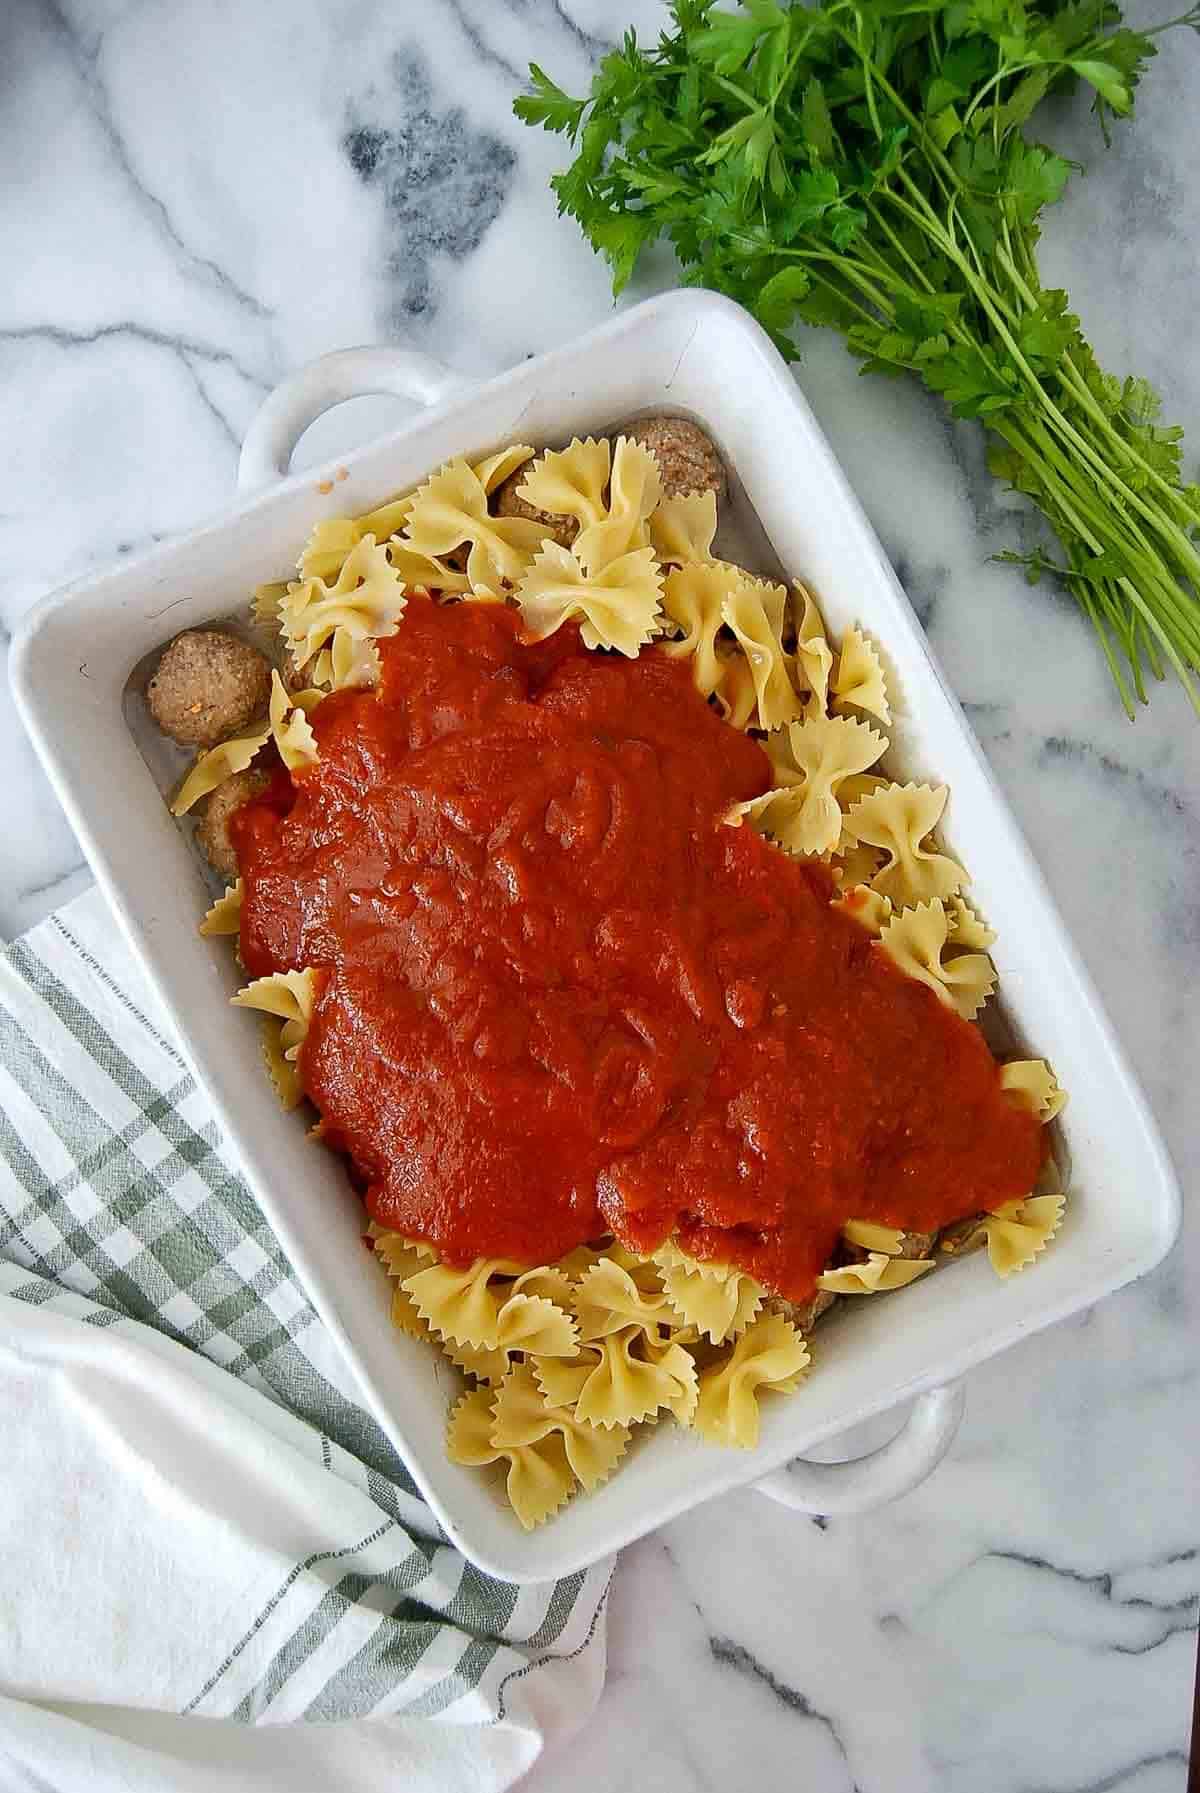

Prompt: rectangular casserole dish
xmin=12 ymin=290 xmax=1181 ymax=1581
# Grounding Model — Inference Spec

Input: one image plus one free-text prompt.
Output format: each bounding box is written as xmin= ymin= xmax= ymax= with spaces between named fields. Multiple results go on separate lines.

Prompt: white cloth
xmin=0 ymin=1294 xmax=608 ymax=1792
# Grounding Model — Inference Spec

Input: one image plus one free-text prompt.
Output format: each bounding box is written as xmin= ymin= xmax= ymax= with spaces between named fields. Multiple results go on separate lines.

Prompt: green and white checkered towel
xmin=0 ymin=887 xmax=610 ymax=1793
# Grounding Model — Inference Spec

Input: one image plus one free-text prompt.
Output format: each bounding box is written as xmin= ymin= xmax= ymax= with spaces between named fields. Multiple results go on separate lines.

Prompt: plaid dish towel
xmin=0 ymin=887 xmax=610 ymax=1793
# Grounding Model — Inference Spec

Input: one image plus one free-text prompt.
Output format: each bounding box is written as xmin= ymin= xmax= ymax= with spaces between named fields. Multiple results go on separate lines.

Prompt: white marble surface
xmin=1 ymin=0 xmax=1197 ymax=1786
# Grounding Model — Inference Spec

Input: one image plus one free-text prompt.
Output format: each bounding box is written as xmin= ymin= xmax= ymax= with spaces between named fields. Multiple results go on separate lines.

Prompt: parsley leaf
xmin=800 ymin=79 xmax=837 ymax=160
xmin=513 ymin=64 xmax=587 ymax=137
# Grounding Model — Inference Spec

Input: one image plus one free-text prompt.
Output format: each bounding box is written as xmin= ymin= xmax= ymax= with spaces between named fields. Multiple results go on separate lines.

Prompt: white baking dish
xmin=12 ymin=291 xmax=1181 ymax=1582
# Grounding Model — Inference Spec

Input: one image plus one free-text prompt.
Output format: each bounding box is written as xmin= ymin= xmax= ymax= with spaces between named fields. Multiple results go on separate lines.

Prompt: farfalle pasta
xmin=876 ymin=898 xmax=997 ymax=1021
xmin=817 ymin=1253 xmax=935 ymax=1295
xmin=572 ymin=1259 xmax=670 ymax=1340
xmin=1000 ymin=1059 xmax=1068 ymax=1120
xmin=472 ymin=443 xmax=536 ymax=496
xmin=252 ymin=581 xmax=290 ymax=627
xmin=638 ymin=1328 xmax=702 ymax=1426
xmin=283 ymin=536 xmax=409 ymax=670
xmin=841 ymin=1220 xmax=907 ymax=1255
xmin=171 ymin=723 xmax=272 ymax=817
xmin=518 ymin=434 xmax=661 ymax=575
xmin=830 ymin=883 xmax=893 ymax=934
xmin=231 ymin=968 xmax=318 ymax=1060
xmin=491 ymin=1363 xmax=631 ymax=1492
xmin=946 ymin=894 xmax=997 ymax=949
xmin=298 ymin=498 xmax=417 ymax=582
xmin=231 ymin=968 xmax=318 ymax=1110
xmin=199 ymin=879 xmax=243 ymax=937
xmin=575 ymin=436 xmax=662 ymax=572
xmin=649 ymin=489 xmax=719 ymax=565
xmin=515 ymin=541 xmax=663 ymax=656
xmin=571 ymin=1327 xmax=696 ymax=1429
xmin=968 ymin=1193 xmax=1067 ymax=1277
xmin=297 ymin=448 xmax=530 ymax=591
xmin=713 ymin=641 xmax=758 ymax=728
xmin=446 ymin=1386 xmax=577 ymax=1530
xmin=515 ymin=436 xmax=611 ymax=534
xmin=268 ymin=673 xmax=321 ymax=771
xmin=791 ymin=581 xmax=835 ymax=714
xmin=309 ymin=632 xmax=382 ymax=694
xmin=722 ymin=577 xmax=804 ymax=730
xmin=152 ymin=423 xmax=1072 ymax=1532
xmin=844 ymin=781 xmax=968 ymax=908
xmin=653 ymin=1241 xmax=765 ymax=1345
xmin=832 ymin=625 xmax=891 ymax=724
xmin=660 ymin=560 xmax=739 ymax=699
xmin=401 ymin=458 xmax=545 ymax=591
xmin=172 ymin=674 xmax=326 ymax=816
xmin=693 ymin=1315 xmax=811 ymax=1450
xmin=729 ymin=713 xmax=887 ymax=858
xmin=402 ymin=1257 xmax=579 ymax=1358
xmin=368 ymin=1230 xmax=439 ymax=1341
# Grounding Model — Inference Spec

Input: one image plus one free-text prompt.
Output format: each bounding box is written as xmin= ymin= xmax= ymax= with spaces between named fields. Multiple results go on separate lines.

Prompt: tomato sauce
xmin=232 ymin=594 xmax=1042 ymax=1300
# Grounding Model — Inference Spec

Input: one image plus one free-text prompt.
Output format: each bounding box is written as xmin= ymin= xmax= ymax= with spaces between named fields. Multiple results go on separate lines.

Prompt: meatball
xmin=147 ymin=629 xmax=272 ymax=749
xmin=937 ymin=1216 xmax=986 ymax=1257
xmin=194 ymin=769 xmax=268 ymax=876
xmin=622 ymin=415 xmax=726 ymax=502
xmin=492 ymin=470 xmax=577 ymax=549
xmin=766 ymin=1288 xmax=837 ymax=1333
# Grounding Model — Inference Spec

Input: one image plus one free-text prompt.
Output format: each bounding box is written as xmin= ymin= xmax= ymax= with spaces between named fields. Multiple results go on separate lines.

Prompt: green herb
xmin=515 ymin=0 xmax=1200 ymax=718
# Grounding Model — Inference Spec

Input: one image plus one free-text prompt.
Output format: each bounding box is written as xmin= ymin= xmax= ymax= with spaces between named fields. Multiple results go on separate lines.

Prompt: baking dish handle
xmin=237 ymin=346 xmax=474 ymax=492
xmin=753 ymin=1381 xmax=965 ymax=1516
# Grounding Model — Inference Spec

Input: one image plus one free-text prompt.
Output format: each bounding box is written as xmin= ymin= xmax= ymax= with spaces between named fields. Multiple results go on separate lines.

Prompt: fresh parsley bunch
xmin=516 ymin=0 xmax=1200 ymax=717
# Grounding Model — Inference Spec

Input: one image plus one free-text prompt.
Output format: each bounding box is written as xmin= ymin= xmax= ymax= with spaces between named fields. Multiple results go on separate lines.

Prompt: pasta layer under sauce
xmin=233 ymin=595 xmax=1042 ymax=1301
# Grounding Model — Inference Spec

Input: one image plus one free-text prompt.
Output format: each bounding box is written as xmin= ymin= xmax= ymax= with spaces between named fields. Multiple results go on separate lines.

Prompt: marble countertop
xmin=2 ymin=0 xmax=1196 ymax=1786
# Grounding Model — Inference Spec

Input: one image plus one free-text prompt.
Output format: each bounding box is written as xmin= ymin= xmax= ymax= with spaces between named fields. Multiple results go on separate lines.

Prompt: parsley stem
xmin=773 ymin=245 xmax=901 ymax=316
xmin=805 ymin=272 xmax=883 ymax=329
xmin=997 ymin=413 xmax=1200 ymax=672
xmin=710 ymin=73 xmax=760 ymax=112
xmin=1117 ymin=576 xmax=1200 ymax=710
xmin=793 ymin=193 xmax=1200 ymax=668
xmin=857 ymin=17 xmax=884 ymax=140
xmin=993 ymin=241 xmax=1200 ymax=530
xmin=863 ymin=200 xmax=939 ymax=296
xmin=1075 ymin=580 xmax=1138 ymax=716
xmin=1142 ymin=618 xmax=1166 ymax=683
xmin=960 ymin=62 xmax=1028 ymax=134
xmin=894 ymin=169 xmax=1200 ymax=598
xmin=1142 ymin=4 xmax=1200 ymax=33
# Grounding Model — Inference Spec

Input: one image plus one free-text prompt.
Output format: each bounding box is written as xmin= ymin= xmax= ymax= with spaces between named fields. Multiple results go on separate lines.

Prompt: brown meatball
xmin=492 ymin=470 xmax=577 ymax=549
xmin=937 ymin=1216 xmax=986 ymax=1257
xmin=147 ymin=630 xmax=272 ymax=749
xmin=764 ymin=1289 xmax=837 ymax=1333
xmin=194 ymin=770 xmax=268 ymax=876
xmin=622 ymin=415 xmax=726 ymax=502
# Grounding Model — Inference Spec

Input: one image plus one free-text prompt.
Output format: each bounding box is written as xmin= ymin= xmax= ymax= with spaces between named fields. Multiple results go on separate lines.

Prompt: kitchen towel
xmin=0 ymin=886 xmax=610 ymax=1793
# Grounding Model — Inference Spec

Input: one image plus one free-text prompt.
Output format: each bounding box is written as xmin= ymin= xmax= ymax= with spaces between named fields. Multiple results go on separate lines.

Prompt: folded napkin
xmin=0 ymin=887 xmax=610 ymax=1793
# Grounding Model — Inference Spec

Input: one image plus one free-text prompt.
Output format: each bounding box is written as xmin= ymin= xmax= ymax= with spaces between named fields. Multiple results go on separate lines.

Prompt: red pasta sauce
xmin=232 ymin=594 xmax=1042 ymax=1301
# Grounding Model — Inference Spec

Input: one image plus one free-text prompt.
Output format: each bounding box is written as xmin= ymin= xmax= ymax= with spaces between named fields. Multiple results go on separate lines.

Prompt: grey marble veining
xmin=0 ymin=0 xmax=1196 ymax=1786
